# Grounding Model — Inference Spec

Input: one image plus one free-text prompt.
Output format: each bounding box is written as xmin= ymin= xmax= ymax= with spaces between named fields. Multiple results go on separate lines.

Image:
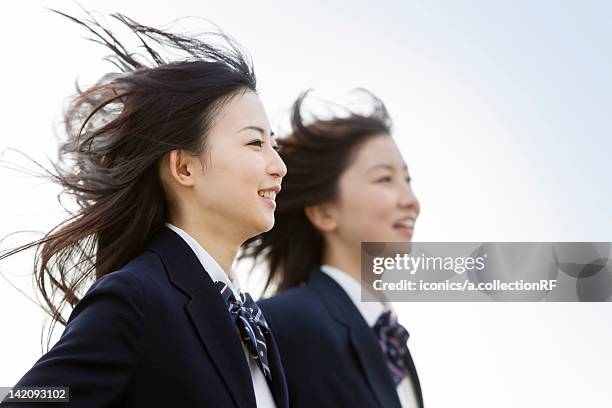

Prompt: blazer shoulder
xmin=258 ymin=285 xmax=335 ymax=335
xmin=74 ymin=250 xmax=169 ymax=322
xmin=105 ymin=249 xmax=170 ymax=290
xmin=4 ymin=254 xmax=166 ymax=406
xmin=113 ymin=250 xmax=166 ymax=283
xmin=259 ymin=285 xmax=317 ymax=314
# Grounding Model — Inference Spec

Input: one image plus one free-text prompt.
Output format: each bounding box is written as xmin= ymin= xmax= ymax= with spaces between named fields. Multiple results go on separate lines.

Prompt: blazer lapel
xmin=265 ymin=330 xmax=290 ymax=408
xmin=308 ymin=270 xmax=402 ymax=408
xmin=403 ymin=348 xmax=425 ymax=408
xmin=144 ymin=225 xmax=256 ymax=408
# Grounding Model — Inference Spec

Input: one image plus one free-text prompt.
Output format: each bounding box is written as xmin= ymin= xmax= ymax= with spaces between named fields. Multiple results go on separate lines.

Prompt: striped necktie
xmin=373 ymin=310 xmax=410 ymax=385
xmin=214 ymin=281 xmax=272 ymax=380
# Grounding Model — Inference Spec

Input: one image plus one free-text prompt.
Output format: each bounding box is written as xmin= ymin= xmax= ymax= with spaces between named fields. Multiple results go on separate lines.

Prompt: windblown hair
xmin=0 ymin=9 xmax=257 ymax=344
xmin=240 ymin=90 xmax=392 ymax=292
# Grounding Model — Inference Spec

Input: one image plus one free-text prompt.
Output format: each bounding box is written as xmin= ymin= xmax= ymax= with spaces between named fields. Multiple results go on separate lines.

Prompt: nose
xmin=267 ymin=147 xmax=287 ymax=179
xmin=398 ymin=182 xmax=420 ymax=215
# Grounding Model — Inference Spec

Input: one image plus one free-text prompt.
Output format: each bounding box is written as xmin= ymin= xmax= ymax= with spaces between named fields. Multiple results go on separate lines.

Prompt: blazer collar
xmin=320 ymin=264 xmax=387 ymax=326
xmin=163 ymin=222 xmax=242 ymax=298
xmin=266 ymin=330 xmax=290 ymax=408
xmin=144 ymin=225 xmax=256 ymax=408
xmin=307 ymin=269 xmax=404 ymax=408
xmin=403 ymin=348 xmax=425 ymax=408
xmin=308 ymin=270 xmax=424 ymax=408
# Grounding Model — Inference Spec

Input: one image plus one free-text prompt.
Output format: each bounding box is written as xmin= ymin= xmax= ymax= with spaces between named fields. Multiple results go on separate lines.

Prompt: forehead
xmin=350 ymin=135 xmax=405 ymax=171
xmin=212 ymin=90 xmax=270 ymax=131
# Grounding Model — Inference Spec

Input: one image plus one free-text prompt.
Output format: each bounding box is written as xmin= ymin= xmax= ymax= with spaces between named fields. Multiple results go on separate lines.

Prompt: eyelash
xmin=248 ymin=139 xmax=280 ymax=151
xmin=377 ymin=176 xmax=412 ymax=183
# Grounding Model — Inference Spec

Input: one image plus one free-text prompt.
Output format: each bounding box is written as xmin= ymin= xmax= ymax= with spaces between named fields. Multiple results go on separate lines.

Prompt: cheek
xmin=216 ymin=153 xmax=262 ymax=191
xmin=363 ymin=197 xmax=396 ymax=236
xmin=357 ymin=186 xmax=396 ymax=217
xmin=235 ymin=158 xmax=267 ymax=201
xmin=339 ymin=187 xmax=396 ymax=236
xmin=197 ymin=157 xmax=255 ymax=208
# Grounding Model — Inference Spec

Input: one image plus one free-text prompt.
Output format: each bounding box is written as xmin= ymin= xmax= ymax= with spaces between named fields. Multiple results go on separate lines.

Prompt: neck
xmin=321 ymin=236 xmax=389 ymax=303
xmin=321 ymin=236 xmax=362 ymax=282
xmin=169 ymin=216 xmax=240 ymax=275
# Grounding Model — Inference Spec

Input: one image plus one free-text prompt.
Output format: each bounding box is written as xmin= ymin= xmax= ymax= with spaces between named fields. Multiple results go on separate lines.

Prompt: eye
xmin=272 ymin=144 xmax=280 ymax=151
xmin=377 ymin=176 xmax=392 ymax=183
xmin=405 ymin=176 xmax=412 ymax=184
xmin=248 ymin=139 xmax=263 ymax=148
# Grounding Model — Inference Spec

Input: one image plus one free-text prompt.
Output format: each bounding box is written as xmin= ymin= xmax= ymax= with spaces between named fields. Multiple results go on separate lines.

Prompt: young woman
xmin=0 ymin=11 xmax=288 ymax=408
xmin=242 ymin=91 xmax=424 ymax=407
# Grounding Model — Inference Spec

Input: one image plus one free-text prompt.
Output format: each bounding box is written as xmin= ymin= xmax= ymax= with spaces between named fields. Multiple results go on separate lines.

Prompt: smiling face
xmin=198 ymin=91 xmax=286 ymax=240
xmin=163 ymin=90 xmax=287 ymax=244
xmin=327 ymin=134 xmax=420 ymax=247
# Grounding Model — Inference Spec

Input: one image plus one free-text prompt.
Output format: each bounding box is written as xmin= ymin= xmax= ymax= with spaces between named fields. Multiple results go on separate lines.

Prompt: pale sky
xmin=1 ymin=1 xmax=611 ymax=406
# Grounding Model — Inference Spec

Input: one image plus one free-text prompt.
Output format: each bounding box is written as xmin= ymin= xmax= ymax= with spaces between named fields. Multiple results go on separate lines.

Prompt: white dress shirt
xmin=165 ymin=222 xmax=276 ymax=408
xmin=320 ymin=264 xmax=419 ymax=408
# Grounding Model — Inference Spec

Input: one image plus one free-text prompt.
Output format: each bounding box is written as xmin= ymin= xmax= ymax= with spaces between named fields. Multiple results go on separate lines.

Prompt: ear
xmin=304 ymin=203 xmax=338 ymax=232
xmin=166 ymin=149 xmax=197 ymax=187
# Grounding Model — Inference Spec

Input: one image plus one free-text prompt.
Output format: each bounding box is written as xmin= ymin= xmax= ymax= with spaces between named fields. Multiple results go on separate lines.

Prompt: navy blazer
xmin=1 ymin=225 xmax=289 ymax=408
xmin=259 ymin=269 xmax=424 ymax=408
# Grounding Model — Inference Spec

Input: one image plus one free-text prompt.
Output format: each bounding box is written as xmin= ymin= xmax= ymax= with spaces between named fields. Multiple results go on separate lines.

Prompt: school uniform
xmin=1 ymin=223 xmax=289 ymax=408
xmin=258 ymin=265 xmax=424 ymax=408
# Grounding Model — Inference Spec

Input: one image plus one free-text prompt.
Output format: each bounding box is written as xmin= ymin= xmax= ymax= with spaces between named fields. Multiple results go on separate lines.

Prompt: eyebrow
xmin=367 ymin=163 xmax=409 ymax=173
xmin=238 ymin=126 xmax=275 ymax=138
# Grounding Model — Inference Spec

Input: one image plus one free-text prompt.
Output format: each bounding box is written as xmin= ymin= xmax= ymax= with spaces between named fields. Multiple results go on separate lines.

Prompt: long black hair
xmin=0 ymin=9 xmax=257 ymax=345
xmin=241 ymin=90 xmax=393 ymax=292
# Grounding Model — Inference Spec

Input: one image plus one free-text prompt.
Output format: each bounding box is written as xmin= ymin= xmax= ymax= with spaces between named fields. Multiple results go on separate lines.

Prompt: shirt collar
xmin=320 ymin=264 xmax=393 ymax=327
xmin=165 ymin=222 xmax=241 ymax=298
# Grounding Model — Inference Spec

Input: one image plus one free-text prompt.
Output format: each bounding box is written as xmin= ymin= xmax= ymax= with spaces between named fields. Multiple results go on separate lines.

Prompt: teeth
xmin=258 ymin=190 xmax=276 ymax=200
xmin=396 ymin=219 xmax=415 ymax=228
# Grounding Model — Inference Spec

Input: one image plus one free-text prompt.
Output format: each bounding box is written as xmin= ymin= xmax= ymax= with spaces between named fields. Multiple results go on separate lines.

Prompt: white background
xmin=1 ymin=1 xmax=611 ymax=407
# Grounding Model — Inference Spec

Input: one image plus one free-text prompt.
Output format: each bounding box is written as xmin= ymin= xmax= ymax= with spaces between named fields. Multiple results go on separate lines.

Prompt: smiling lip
xmin=259 ymin=195 xmax=276 ymax=209
xmin=393 ymin=216 xmax=416 ymax=238
xmin=393 ymin=224 xmax=413 ymax=238
xmin=258 ymin=184 xmax=281 ymax=210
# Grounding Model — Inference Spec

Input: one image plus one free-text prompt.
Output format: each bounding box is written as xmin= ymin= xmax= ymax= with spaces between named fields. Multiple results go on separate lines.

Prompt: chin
xmin=262 ymin=218 xmax=275 ymax=232
xmin=396 ymin=235 xmax=412 ymax=242
xmin=255 ymin=214 xmax=275 ymax=234
xmin=382 ymin=233 xmax=410 ymax=242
